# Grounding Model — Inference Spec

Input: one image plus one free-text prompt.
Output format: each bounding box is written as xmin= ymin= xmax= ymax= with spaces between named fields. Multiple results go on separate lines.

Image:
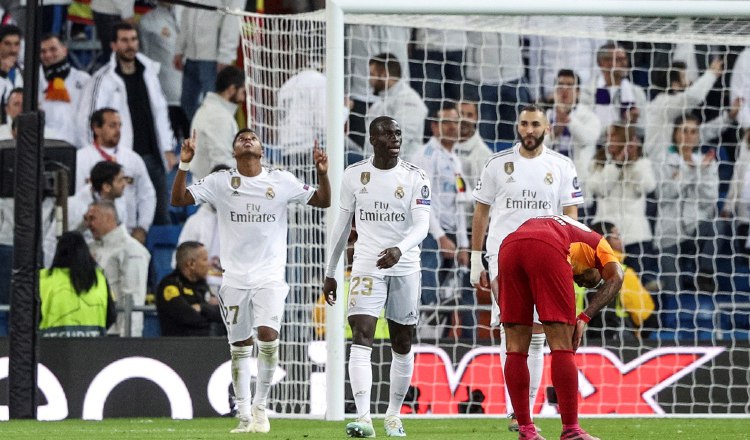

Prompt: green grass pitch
xmin=0 ymin=417 xmax=749 ymax=440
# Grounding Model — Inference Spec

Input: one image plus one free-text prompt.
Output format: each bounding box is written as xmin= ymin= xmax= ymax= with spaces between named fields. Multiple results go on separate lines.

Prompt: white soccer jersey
xmin=341 ymin=158 xmax=431 ymax=276
xmin=473 ymin=143 xmax=584 ymax=258
xmin=188 ymin=167 xmax=316 ymax=288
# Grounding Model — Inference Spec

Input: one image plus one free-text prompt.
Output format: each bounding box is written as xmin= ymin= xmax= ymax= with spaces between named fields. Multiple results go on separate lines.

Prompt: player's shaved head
xmin=369 ymin=116 xmax=397 ymax=136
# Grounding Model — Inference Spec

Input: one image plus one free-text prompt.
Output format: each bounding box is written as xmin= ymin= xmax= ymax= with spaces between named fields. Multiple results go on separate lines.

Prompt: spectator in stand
xmin=526 ymin=16 xmax=605 ymax=103
xmin=346 ymin=24 xmax=410 ymax=149
xmin=78 ymin=22 xmax=175 ymax=226
xmin=90 ymin=0 xmax=134 ymax=66
xmin=453 ymin=101 xmax=493 ymax=194
xmin=730 ymin=47 xmax=750 ymax=132
xmin=38 ymin=34 xmax=91 ymax=148
xmin=365 ymin=52 xmax=428 ymax=159
xmin=276 ymin=65 xmax=327 ymax=164
xmin=39 ymin=231 xmax=116 ymax=337
xmin=545 ymin=69 xmax=601 ymax=185
xmin=723 ymin=130 xmax=750 ymax=247
xmin=68 ymin=160 xmax=128 ymax=237
xmin=588 ymin=124 xmax=658 ymax=289
xmin=139 ymin=1 xmax=189 ymax=142
xmin=580 ymin=43 xmax=648 ymax=136
xmin=173 ymin=0 xmax=246 ymax=121
xmin=87 ymin=199 xmax=150 ymax=337
xmin=75 ymin=108 xmax=155 ymax=243
xmin=655 ymin=114 xmax=720 ymax=299
xmin=464 ymin=31 xmax=530 ymax=145
xmin=0 ymin=86 xmax=22 ymax=139
xmin=190 ymin=65 xmax=244 ymax=181
xmin=644 ymin=58 xmax=726 ymax=166
xmin=0 ymin=24 xmax=23 ymax=99
xmin=156 ymin=241 xmax=223 ymax=336
xmin=410 ymin=105 xmax=472 ymax=336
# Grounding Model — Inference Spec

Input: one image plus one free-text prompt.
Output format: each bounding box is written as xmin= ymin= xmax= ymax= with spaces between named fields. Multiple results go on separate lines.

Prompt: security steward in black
xmin=156 ymin=241 xmax=223 ymax=336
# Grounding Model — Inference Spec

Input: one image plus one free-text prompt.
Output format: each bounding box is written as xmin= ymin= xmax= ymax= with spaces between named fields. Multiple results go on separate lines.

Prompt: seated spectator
xmin=726 ymin=130 xmax=750 ymax=248
xmin=39 ymin=231 xmax=116 ymax=337
xmin=655 ymin=114 xmax=719 ymax=298
xmin=588 ymin=124 xmax=658 ymax=287
xmin=0 ymin=87 xmax=23 ymax=140
xmin=0 ymin=24 xmax=23 ymax=99
xmin=87 ymin=200 xmax=150 ymax=337
xmin=453 ymin=101 xmax=493 ymax=193
xmin=156 ymin=241 xmax=223 ymax=336
xmin=68 ymin=160 xmax=128 ymax=235
xmin=76 ymin=108 xmax=155 ymax=243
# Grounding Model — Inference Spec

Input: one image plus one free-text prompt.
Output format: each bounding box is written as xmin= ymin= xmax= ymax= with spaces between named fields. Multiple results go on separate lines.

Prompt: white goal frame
xmin=323 ymin=0 xmax=750 ymax=421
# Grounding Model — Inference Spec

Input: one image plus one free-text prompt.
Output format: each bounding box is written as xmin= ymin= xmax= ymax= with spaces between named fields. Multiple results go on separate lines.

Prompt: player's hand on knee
xmin=470 ymin=251 xmax=484 ymax=287
xmin=323 ymin=277 xmax=337 ymax=305
xmin=573 ymin=318 xmax=586 ymax=351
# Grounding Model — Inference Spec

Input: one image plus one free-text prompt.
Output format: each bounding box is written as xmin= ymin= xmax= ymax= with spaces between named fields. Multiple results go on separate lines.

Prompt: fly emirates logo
xmin=230 ymin=203 xmax=277 ymax=223
xmin=359 ymin=201 xmax=406 ymax=222
xmin=506 ymin=189 xmax=553 ymax=210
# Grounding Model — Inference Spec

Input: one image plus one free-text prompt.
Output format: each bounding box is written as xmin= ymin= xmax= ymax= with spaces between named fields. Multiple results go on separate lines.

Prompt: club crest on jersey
xmin=360 ymin=172 xmax=370 ymax=185
xmin=421 ymin=185 xmax=430 ymax=198
xmin=504 ymin=162 xmax=514 ymax=175
xmin=266 ymin=187 xmax=275 ymax=199
xmin=395 ymin=186 xmax=404 ymax=199
xmin=231 ymin=176 xmax=241 ymax=189
xmin=544 ymin=172 xmax=553 ymax=185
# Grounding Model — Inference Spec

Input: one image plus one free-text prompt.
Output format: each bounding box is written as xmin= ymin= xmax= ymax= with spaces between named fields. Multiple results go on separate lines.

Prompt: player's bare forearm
xmin=583 ymin=263 xmax=624 ymax=318
xmin=170 ymin=168 xmax=194 ymax=206
xmin=471 ymin=202 xmax=490 ymax=251
xmin=172 ymin=130 xmax=197 ymax=206
xmin=308 ymin=172 xmax=331 ymax=208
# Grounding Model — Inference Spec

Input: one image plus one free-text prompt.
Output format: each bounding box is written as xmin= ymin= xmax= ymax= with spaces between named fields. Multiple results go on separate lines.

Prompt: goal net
xmin=237 ymin=7 xmax=750 ymax=418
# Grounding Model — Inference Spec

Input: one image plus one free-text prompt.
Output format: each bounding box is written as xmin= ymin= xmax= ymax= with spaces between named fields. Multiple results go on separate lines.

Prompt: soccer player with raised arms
xmin=323 ymin=116 xmax=431 ymax=438
xmin=470 ymin=105 xmax=584 ymax=431
xmin=171 ymin=129 xmax=330 ymax=434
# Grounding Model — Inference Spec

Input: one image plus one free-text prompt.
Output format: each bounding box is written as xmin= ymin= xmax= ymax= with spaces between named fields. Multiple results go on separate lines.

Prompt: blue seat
xmin=142 ymin=311 xmax=162 ymax=338
xmin=146 ymin=224 xmax=183 ymax=289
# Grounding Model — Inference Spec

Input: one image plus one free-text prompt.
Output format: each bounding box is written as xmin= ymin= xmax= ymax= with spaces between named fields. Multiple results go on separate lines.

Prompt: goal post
xmin=236 ymin=0 xmax=750 ymax=420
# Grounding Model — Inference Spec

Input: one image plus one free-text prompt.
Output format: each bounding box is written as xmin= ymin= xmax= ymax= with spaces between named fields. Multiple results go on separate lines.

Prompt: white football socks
xmin=230 ymin=345 xmax=253 ymax=418
xmin=386 ymin=350 xmax=414 ymax=417
xmin=254 ymin=339 xmax=279 ymax=407
xmin=349 ymin=344 xmax=373 ymax=422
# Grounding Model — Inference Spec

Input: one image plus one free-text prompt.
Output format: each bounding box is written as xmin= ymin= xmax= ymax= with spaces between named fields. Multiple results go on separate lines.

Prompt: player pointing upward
xmin=172 ymin=129 xmax=330 ymax=434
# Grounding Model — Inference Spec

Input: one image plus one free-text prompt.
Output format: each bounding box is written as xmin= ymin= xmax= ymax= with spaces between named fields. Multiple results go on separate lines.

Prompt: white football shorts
xmin=217 ymin=281 xmax=289 ymax=344
xmin=346 ymin=271 xmax=421 ymax=326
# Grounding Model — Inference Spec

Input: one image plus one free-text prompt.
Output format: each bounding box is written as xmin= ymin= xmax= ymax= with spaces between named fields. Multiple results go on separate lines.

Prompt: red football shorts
xmin=498 ymin=239 xmax=576 ymax=326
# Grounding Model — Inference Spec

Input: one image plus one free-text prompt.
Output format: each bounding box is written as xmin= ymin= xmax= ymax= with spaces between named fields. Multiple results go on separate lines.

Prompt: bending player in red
xmin=498 ymin=215 xmax=624 ymax=440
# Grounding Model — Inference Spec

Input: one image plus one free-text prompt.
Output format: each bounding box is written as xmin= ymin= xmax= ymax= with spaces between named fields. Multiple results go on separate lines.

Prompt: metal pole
xmin=324 ymin=0 xmax=345 ymax=422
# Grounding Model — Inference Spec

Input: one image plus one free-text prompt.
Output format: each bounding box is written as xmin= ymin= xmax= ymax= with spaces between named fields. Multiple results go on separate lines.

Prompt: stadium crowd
xmin=0 ymin=1 xmax=747 ymax=347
